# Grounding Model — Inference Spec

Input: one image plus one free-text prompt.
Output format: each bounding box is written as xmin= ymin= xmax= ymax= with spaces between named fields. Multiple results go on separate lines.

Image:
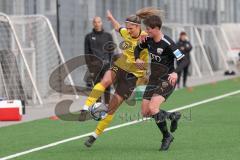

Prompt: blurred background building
xmin=0 ymin=0 xmax=239 ymax=105
xmin=0 ymin=0 xmax=240 ymax=60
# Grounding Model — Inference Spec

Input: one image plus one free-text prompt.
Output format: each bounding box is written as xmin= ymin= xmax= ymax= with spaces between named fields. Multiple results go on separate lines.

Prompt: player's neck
xmin=132 ymin=30 xmax=141 ymax=39
xmin=153 ymin=31 xmax=163 ymax=42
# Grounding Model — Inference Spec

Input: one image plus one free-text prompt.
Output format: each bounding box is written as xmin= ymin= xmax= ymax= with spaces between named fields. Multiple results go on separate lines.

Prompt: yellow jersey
xmin=114 ymin=27 xmax=148 ymax=78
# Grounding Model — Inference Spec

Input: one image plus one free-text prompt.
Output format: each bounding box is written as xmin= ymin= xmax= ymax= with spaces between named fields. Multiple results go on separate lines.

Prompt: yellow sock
xmin=94 ymin=114 xmax=114 ymax=136
xmin=85 ymin=83 xmax=106 ymax=107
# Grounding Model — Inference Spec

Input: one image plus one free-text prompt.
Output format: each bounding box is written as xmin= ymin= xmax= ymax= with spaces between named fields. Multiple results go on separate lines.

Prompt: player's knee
xmin=141 ymin=110 xmax=150 ymax=117
xmin=100 ymin=78 xmax=111 ymax=88
xmin=141 ymin=109 xmax=147 ymax=117
xmin=149 ymin=105 xmax=159 ymax=115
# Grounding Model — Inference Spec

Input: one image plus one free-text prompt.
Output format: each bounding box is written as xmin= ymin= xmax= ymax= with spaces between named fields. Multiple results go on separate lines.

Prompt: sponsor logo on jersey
xmin=162 ymin=81 xmax=169 ymax=88
xmin=91 ymin=37 xmax=96 ymax=40
xmin=119 ymin=41 xmax=132 ymax=50
xmin=111 ymin=66 xmax=119 ymax=72
xmin=157 ymin=48 xmax=163 ymax=55
xmin=149 ymin=52 xmax=161 ymax=62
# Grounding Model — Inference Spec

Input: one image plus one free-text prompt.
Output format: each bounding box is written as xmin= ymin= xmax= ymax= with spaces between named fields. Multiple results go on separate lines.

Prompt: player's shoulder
xmin=119 ymin=27 xmax=129 ymax=38
xmin=103 ymin=31 xmax=112 ymax=36
xmin=162 ymin=35 xmax=175 ymax=46
xmin=103 ymin=31 xmax=113 ymax=38
xmin=119 ymin=26 xmax=126 ymax=31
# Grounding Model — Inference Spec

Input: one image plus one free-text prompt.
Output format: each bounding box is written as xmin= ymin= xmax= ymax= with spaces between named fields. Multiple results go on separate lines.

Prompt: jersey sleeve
xmin=119 ymin=27 xmax=129 ymax=38
xmin=138 ymin=40 xmax=148 ymax=50
xmin=169 ymin=42 xmax=185 ymax=61
xmin=134 ymin=38 xmax=149 ymax=60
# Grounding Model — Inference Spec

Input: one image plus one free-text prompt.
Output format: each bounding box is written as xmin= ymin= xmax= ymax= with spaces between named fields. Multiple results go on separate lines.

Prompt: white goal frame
xmin=0 ymin=13 xmax=77 ymax=105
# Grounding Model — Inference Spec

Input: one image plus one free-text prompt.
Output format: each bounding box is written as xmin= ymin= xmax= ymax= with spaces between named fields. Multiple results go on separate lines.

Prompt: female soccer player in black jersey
xmin=134 ymin=14 xmax=189 ymax=151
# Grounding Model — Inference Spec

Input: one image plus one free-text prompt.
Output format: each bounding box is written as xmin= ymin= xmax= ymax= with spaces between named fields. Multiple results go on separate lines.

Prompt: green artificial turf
xmin=0 ymin=77 xmax=240 ymax=160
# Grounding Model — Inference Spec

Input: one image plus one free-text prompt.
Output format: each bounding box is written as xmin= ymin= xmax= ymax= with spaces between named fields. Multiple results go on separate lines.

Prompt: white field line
xmin=1 ymin=89 xmax=240 ymax=160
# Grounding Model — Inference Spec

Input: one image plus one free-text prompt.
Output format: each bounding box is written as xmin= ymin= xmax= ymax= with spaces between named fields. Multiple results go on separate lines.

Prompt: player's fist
xmin=168 ymin=72 xmax=178 ymax=86
xmin=139 ymin=34 xmax=148 ymax=43
xmin=106 ymin=10 xmax=113 ymax=21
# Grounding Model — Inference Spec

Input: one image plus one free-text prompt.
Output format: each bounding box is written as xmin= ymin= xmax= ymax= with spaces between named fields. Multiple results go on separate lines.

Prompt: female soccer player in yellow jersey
xmin=80 ymin=8 xmax=157 ymax=147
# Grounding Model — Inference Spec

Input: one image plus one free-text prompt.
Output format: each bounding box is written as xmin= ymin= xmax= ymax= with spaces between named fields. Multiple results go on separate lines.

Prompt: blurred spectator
xmin=176 ymin=32 xmax=192 ymax=88
xmin=84 ymin=16 xmax=114 ymax=104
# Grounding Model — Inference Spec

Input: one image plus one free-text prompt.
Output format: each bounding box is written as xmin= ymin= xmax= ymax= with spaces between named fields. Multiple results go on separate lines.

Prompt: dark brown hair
xmin=180 ymin=31 xmax=187 ymax=36
xmin=143 ymin=15 xmax=162 ymax=29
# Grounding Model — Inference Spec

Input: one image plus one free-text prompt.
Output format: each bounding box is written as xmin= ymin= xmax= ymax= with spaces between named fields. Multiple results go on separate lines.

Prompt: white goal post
xmin=0 ymin=13 xmax=77 ymax=105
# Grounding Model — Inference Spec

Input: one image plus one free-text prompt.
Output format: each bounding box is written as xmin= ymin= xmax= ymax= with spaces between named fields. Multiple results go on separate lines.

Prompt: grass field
xmin=0 ymin=77 xmax=240 ymax=160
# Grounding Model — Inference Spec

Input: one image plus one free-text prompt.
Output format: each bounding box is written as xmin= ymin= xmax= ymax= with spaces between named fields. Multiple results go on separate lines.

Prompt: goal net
xmin=161 ymin=24 xmax=233 ymax=77
xmin=0 ymin=13 xmax=74 ymax=105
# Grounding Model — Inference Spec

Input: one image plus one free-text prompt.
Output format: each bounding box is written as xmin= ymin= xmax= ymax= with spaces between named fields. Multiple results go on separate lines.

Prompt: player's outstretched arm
xmin=106 ymin=10 xmax=121 ymax=31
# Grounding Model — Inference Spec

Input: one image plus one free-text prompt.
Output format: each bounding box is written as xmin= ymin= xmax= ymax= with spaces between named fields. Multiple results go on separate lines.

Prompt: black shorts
xmin=110 ymin=65 xmax=137 ymax=99
xmin=143 ymin=78 xmax=175 ymax=100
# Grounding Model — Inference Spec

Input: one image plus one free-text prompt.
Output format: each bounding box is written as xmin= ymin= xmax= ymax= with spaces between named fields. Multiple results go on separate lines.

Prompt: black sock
xmin=152 ymin=111 xmax=170 ymax=138
xmin=156 ymin=120 xmax=170 ymax=138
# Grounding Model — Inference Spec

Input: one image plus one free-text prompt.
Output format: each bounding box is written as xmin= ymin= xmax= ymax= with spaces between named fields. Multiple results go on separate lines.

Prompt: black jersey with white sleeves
xmin=134 ymin=35 xmax=189 ymax=77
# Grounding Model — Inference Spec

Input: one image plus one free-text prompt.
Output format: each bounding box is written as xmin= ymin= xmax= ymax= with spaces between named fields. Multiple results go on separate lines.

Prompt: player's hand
xmin=168 ymin=72 xmax=178 ymax=86
xmin=135 ymin=59 xmax=145 ymax=70
xmin=106 ymin=10 xmax=113 ymax=21
xmin=139 ymin=34 xmax=148 ymax=43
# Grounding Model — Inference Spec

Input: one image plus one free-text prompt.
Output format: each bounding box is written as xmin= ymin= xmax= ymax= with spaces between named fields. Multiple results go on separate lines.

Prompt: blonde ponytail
xmin=125 ymin=7 xmax=164 ymax=25
xmin=136 ymin=7 xmax=164 ymax=20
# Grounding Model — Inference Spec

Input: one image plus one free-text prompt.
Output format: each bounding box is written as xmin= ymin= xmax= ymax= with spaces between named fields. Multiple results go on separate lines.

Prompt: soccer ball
xmin=89 ymin=102 xmax=108 ymax=121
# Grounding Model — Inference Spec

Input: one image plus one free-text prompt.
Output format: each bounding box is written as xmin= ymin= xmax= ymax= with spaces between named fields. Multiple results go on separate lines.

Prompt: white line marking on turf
xmin=1 ymin=89 xmax=240 ymax=160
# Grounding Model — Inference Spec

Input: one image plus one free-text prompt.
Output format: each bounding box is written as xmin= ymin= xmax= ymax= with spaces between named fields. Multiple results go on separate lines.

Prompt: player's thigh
xmin=148 ymin=94 xmax=165 ymax=115
xmin=107 ymin=92 xmax=124 ymax=115
xmin=100 ymin=69 xmax=116 ymax=87
xmin=115 ymin=72 xmax=137 ymax=100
